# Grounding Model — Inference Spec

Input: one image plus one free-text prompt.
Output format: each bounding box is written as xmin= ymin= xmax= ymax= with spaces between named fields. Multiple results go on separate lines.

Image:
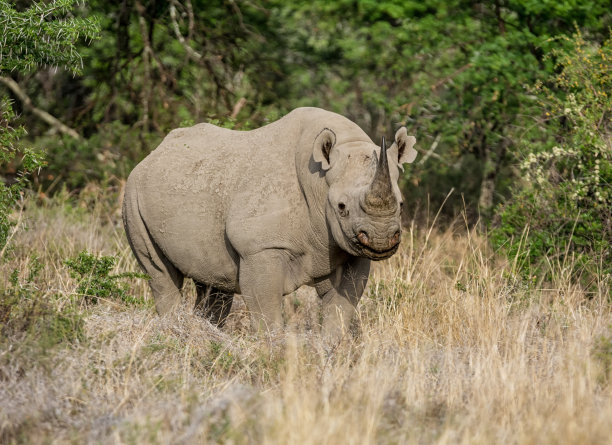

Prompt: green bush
xmin=64 ymin=250 xmax=149 ymax=306
xmin=0 ymin=98 xmax=45 ymax=253
xmin=0 ymin=0 xmax=99 ymax=254
xmin=0 ymin=255 xmax=84 ymax=350
xmin=492 ymin=32 xmax=611 ymax=285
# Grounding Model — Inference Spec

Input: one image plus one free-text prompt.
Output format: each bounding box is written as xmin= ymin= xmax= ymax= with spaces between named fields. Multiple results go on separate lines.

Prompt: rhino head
xmin=313 ymin=127 xmax=417 ymax=261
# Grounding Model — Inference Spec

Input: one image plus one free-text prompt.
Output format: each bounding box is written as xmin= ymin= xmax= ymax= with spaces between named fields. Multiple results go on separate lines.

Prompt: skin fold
xmin=123 ymin=107 xmax=417 ymax=337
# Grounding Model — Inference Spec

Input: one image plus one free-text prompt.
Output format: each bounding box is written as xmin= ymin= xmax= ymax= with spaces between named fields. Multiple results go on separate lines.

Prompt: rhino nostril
xmin=390 ymin=231 xmax=401 ymax=247
xmin=357 ymin=231 xmax=370 ymax=246
xmin=338 ymin=202 xmax=348 ymax=217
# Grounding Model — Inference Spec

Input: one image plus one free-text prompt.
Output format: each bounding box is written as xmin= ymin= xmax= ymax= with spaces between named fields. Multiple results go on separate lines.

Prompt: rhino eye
xmin=338 ymin=202 xmax=348 ymax=216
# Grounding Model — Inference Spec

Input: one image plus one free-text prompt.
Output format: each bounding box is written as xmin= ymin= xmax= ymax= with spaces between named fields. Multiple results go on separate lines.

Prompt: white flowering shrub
xmin=492 ymin=31 xmax=611 ymax=285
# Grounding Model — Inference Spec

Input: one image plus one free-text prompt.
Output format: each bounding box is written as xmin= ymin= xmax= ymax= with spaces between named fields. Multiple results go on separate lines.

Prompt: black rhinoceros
xmin=123 ymin=107 xmax=417 ymax=336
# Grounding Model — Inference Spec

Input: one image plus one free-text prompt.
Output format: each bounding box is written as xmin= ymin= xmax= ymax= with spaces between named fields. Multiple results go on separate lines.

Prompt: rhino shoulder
xmin=225 ymin=186 xmax=310 ymax=256
xmin=285 ymin=107 xmax=342 ymax=122
xmin=161 ymin=123 xmax=217 ymax=145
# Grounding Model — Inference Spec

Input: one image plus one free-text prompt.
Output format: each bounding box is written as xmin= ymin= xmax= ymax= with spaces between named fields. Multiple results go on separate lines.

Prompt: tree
xmin=0 ymin=0 xmax=99 ymax=253
xmin=492 ymin=32 xmax=611 ymax=284
xmin=275 ymin=0 xmax=611 ymax=220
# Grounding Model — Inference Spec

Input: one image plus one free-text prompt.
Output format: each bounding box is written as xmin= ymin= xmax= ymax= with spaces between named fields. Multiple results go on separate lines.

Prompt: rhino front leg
xmin=238 ymin=251 xmax=288 ymax=333
xmin=316 ymin=257 xmax=370 ymax=340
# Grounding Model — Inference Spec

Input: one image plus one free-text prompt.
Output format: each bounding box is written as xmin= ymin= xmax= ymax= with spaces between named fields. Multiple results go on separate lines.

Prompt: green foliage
xmin=274 ymin=0 xmax=611 ymax=217
xmin=492 ymin=32 xmax=611 ymax=284
xmin=37 ymin=116 xmax=257 ymax=191
xmin=0 ymin=97 xmax=24 ymax=159
xmin=0 ymin=98 xmax=23 ymax=251
xmin=35 ymin=121 xmax=162 ymax=189
xmin=64 ymin=250 xmax=149 ymax=305
xmin=0 ymin=254 xmax=84 ymax=350
xmin=0 ymin=0 xmax=99 ymax=253
xmin=0 ymin=0 xmax=100 ymax=74
xmin=0 ymin=98 xmax=45 ymax=253
xmin=2 ymin=0 xmax=612 ymax=227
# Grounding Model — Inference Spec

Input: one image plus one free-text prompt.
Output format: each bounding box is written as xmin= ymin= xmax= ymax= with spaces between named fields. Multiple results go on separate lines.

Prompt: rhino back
xmin=131 ymin=119 xmax=302 ymax=289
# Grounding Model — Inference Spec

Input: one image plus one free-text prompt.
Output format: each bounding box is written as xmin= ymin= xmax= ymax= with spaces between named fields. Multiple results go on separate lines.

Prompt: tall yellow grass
xmin=1 ymin=190 xmax=611 ymax=444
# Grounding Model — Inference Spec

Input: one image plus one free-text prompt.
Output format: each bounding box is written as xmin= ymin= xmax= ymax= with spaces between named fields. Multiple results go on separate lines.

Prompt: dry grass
xmin=1 ymin=189 xmax=611 ymax=444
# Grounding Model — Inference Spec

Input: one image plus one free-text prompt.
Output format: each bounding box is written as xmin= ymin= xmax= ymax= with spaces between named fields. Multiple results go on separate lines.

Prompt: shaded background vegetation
xmin=2 ymin=1 xmax=608 ymax=211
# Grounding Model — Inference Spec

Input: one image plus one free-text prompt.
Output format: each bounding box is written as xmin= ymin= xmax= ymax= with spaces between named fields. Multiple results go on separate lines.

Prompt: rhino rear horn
xmin=362 ymin=136 xmax=398 ymax=215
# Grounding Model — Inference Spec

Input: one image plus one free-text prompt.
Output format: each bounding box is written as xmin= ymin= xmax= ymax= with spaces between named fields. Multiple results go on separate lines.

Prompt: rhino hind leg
xmin=194 ymin=283 xmax=233 ymax=327
xmin=123 ymin=189 xmax=184 ymax=315
xmin=148 ymin=261 xmax=184 ymax=315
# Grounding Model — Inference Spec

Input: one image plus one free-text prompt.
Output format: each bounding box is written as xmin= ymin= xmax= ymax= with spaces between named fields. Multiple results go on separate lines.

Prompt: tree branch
xmin=0 ymin=76 xmax=81 ymax=140
xmin=431 ymin=63 xmax=472 ymax=92
xmin=494 ymin=0 xmax=506 ymax=35
xmin=135 ymin=1 xmax=153 ymax=132
xmin=169 ymin=1 xmax=203 ymax=61
xmin=0 ymin=196 xmax=25 ymax=260
xmin=418 ymin=133 xmax=442 ymax=165
xmin=230 ymin=97 xmax=247 ymax=118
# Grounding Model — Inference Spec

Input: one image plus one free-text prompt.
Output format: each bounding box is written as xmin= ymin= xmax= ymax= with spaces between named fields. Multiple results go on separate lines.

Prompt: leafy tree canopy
xmin=0 ymin=0 xmax=99 ymax=252
xmin=1 ymin=0 xmax=610 ymax=223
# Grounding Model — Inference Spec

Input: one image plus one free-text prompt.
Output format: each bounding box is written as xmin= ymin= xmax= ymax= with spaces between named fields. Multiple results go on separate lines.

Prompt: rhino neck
xmin=295 ymin=131 xmax=339 ymax=253
xmin=293 ymin=110 xmax=372 ymax=257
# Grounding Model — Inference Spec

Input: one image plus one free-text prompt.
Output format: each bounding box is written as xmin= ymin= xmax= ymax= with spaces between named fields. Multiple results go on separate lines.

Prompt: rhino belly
xmin=140 ymin=191 xmax=240 ymax=293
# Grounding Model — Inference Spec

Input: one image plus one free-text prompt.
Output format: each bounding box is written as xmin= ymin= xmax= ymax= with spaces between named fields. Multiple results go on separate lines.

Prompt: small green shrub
xmin=0 ymin=255 xmax=84 ymax=350
xmin=492 ymin=32 xmax=611 ymax=286
xmin=64 ymin=250 xmax=149 ymax=306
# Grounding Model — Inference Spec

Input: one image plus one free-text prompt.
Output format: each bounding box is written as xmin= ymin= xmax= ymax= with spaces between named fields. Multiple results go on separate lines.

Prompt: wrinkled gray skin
xmin=123 ymin=107 xmax=417 ymax=337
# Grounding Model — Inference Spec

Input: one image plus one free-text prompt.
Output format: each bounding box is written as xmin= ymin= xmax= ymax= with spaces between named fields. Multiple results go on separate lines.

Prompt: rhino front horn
xmin=362 ymin=136 xmax=398 ymax=216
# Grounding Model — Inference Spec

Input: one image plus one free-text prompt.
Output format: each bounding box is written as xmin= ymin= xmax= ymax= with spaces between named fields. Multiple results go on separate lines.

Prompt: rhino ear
xmin=393 ymin=127 xmax=417 ymax=170
xmin=313 ymin=128 xmax=337 ymax=170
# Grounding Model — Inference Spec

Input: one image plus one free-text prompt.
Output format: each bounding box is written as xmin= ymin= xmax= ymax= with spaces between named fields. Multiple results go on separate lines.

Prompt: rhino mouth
xmin=353 ymin=237 xmax=400 ymax=261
